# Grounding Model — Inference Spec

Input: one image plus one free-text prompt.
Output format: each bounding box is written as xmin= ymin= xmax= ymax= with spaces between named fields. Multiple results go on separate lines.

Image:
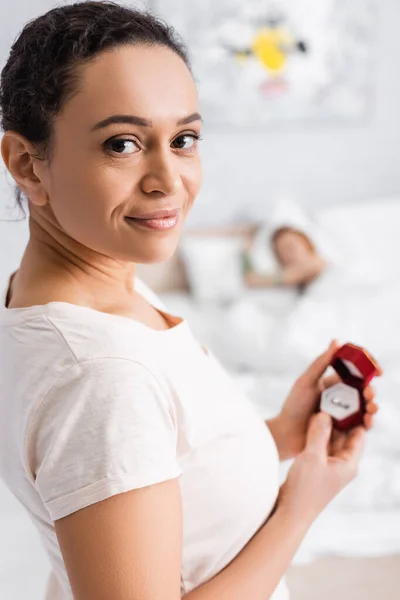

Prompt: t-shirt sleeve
xmin=27 ymin=358 xmax=182 ymax=521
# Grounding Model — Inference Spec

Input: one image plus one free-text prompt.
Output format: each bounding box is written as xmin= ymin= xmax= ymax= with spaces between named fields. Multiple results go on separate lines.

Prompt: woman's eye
xmin=172 ymin=134 xmax=201 ymax=151
xmin=104 ymin=138 xmax=139 ymax=155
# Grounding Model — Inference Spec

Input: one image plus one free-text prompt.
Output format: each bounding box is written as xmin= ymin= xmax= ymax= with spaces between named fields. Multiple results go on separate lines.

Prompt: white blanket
xmin=160 ymin=265 xmax=400 ymax=563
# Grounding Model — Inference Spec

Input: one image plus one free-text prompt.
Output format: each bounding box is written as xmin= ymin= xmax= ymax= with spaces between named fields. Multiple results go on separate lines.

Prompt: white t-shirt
xmin=0 ymin=272 xmax=289 ymax=600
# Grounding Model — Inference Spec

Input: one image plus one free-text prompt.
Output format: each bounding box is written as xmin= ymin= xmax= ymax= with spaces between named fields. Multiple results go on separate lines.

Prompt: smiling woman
xmin=0 ymin=3 xmax=378 ymax=600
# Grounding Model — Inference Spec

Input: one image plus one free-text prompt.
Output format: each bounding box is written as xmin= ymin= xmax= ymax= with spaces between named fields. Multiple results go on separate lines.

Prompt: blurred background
xmin=1 ymin=1 xmax=399 ymax=599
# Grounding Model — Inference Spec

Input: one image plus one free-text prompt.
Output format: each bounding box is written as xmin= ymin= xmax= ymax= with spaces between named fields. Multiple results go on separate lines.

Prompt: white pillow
xmin=179 ymin=235 xmax=245 ymax=303
xmin=248 ymin=197 xmax=340 ymax=274
xmin=313 ymin=197 xmax=400 ymax=285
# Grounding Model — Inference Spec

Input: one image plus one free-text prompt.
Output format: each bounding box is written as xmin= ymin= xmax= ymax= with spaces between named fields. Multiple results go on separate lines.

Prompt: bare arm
xmin=244 ymin=271 xmax=281 ymax=288
xmin=244 ymin=258 xmax=326 ymax=288
xmin=55 ymin=478 xmax=183 ymax=600
xmin=55 ymin=476 xmax=310 ymax=600
xmin=185 ymin=504 xmax=308 ymax=600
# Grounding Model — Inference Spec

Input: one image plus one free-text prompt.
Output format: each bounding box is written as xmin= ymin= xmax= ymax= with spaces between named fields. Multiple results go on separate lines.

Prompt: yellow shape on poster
xmin=251 ymin=27 xmax=294 ymax=72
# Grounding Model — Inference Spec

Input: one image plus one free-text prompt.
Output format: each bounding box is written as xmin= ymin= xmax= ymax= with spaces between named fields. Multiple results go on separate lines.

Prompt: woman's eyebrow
xmin=90 ymin=112 xmax=203 ymax=131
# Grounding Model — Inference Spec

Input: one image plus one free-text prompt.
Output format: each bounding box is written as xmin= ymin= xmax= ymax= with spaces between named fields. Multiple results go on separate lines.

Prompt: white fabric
xmin=314 ymin=196 xmax=400 ymax=284
xmin=0 ymin=273 xmax=288 ymax=600
xmin=159 ymin=258 xmax=400 ymax=563
xmin=179 ymin=235 xmax=245 ymax=303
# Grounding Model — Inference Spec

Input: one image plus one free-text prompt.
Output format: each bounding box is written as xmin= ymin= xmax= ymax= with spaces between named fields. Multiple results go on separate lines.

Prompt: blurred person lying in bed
xmin=242 ymin=226 xmax=327 ymax=290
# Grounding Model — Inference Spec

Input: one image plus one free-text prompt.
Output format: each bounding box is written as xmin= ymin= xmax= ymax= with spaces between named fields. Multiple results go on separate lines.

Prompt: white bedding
xmin=159 ymin=198 xmax=400 ymax=564
xmin=160 ymin=273 xmax=400 ymax=563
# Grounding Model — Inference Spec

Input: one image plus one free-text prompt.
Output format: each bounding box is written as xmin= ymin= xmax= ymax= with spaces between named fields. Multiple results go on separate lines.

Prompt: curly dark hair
xmin=0 ymin=1 xmax=191 ymax=217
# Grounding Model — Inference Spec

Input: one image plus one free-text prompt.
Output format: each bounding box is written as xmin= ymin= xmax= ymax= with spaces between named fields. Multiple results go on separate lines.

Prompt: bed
xmin=137 ymin=196 xmax=400 ymax=566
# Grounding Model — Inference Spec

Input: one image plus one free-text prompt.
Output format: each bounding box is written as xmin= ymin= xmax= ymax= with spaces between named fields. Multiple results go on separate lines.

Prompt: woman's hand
xmin=268 ymin=340 xmax=381 ymax=460
xmin=277 ymin=412 xmax=366 ymax=526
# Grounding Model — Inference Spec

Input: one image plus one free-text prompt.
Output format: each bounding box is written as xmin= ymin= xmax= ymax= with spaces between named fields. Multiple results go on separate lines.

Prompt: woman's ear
xmin=1 ymin=131 xmax=49 ymax=207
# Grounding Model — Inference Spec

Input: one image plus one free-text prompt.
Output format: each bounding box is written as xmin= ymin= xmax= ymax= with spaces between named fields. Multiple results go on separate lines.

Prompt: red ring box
xmin=320 ymin=343 xmax=380 ymax=431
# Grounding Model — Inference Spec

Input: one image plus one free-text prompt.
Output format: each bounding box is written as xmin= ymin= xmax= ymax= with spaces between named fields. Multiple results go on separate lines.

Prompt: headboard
xmin=135 ymin=223 xmax=258 ymax=293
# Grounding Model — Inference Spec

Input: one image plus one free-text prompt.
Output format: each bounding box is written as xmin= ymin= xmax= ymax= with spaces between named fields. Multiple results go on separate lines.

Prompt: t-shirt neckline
xmin=0 ymin=270 xmax=186 ymax=335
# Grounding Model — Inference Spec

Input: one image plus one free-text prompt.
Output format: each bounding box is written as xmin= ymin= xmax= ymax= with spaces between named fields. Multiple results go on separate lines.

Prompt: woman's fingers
xmin=305 ymin=413 xmax=333 ymax=456
xmin=363 ymin=385 xmax=379 ymax=425
xmin=319 ymin=373 xmax=341 ymax=392
xmin=330 ymin=429 xmax=346 ymax=454
xmin=334 ymin=426 xmax=366 ymax=462
xmin=330 ymin=418 xmax=372 ymax=453
xmin=363 ymin=413 xmax=374 ymax=430
xmin=303 ymin=340 xmax=341 ymax=388
xmin=363 ymin=385 xmax=376 ymax=401
xmin=327 ymin=402 xmax=376 ymax=450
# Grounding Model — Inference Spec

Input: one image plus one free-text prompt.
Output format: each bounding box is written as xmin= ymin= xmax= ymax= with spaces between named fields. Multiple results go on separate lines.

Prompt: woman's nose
xmin=140 ymin=151 xmax=182 ymax=196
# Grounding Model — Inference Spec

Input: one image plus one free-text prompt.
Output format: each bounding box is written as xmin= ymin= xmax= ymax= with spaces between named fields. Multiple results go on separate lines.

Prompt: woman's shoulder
xmin=0 ymin=273 xmax=184 ymax=405
xmin=1 ymin=274 xmax=168 ymax=360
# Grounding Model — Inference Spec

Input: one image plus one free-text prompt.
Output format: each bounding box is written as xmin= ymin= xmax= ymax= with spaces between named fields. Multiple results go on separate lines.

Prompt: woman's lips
xmin=125 ymin=214 xmax=180 ymax=231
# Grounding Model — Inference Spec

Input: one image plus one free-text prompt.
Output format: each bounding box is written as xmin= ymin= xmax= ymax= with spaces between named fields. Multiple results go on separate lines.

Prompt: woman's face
xmin=31 ymin=44 xmax=202 ymax=264
xmin=274 ymin=231 xmax=313 ymax=267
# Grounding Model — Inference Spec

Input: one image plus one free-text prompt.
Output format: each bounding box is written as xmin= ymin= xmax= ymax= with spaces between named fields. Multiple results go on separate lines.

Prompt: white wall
xmin=189 ymin=0 xmax=400 ymax=226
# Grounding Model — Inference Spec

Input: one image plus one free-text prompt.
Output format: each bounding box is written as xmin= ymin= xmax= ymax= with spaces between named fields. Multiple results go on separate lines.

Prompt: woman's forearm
xmin=244 ymin=271 xmax=277 ymax=287
xmin=183 ymin=504 xmax=310 ymax=600
xmin=244 ymin=262 xmax=323 ymax=289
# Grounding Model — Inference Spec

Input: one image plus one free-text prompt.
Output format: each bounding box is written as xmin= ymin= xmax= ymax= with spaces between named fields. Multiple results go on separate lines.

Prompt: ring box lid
xmin=331 ymin=343 xmax=380 ymax=390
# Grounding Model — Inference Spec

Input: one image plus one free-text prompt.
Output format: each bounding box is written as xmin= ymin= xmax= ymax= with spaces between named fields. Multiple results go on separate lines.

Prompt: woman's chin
xmin=130 ymin=239 xmax=179 ymax=265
